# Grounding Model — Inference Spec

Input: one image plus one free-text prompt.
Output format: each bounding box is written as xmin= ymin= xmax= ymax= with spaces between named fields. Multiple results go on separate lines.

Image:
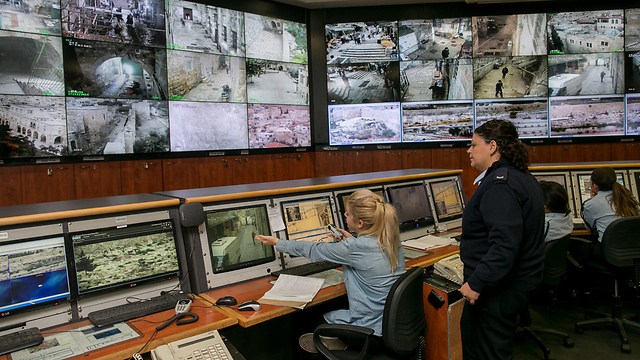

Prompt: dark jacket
xmin=460 ymin=159 xmax=545 ymax=293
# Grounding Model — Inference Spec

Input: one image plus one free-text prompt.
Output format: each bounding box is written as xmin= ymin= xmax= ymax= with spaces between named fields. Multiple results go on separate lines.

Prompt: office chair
xmin=574 ymin=216 xmax=640 ymax=353
xmin=518 ymin=234 xmax=574 ymax=360
xmin=312 ymin=266 xmax=427 ymax=360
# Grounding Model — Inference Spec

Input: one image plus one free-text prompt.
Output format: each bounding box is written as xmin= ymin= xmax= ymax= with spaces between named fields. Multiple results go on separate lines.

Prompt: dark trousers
xmin=460 ymin=288 xmax=531 ymax=360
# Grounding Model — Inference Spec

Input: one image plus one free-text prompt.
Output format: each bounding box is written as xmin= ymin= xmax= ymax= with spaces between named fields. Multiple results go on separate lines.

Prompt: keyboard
xmin=271 ymin=260 xmax=340 ymax=278
xmin=88 ymin=292 xmax=191 ymax=327
xmin=0 ymin=328 xmax=44 ymax=355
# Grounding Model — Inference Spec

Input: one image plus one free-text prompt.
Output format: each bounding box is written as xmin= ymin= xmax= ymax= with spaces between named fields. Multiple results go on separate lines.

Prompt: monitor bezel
xmin=384 ymin=180 xmax=435 ymax=241
xmin=426 ymin=176 xmax=466 ymax=231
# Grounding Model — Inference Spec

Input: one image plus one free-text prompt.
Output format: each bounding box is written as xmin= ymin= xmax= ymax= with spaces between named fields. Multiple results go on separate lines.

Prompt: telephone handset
xmin=151 ymin=330 xmax=232 ymax=360
xmin=434 ymin=253 xmax=464 ymax=285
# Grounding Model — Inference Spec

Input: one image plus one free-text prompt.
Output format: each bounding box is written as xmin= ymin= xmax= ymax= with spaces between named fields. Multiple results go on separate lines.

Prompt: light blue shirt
xmin=544 ymin=213 xmax=573 ymax=242
xmin=582 ymin=190 xmax=620 ymax=242
xmin=276 ymin=235 xmax=405 ymax=336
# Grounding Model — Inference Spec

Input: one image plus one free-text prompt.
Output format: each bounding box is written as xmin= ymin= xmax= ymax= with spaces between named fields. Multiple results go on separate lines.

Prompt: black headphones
xmin=155 ymin=312 xmax=199 ymax=331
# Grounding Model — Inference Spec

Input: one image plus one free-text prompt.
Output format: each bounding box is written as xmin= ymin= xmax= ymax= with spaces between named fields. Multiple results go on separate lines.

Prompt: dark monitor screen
xmin=204 ymin=204 xmax=275 ymax=274
xmin=70 ymin=220 xmax=179 ymax=296
xmin=428 ymin=178 xmax=464 ymax=222
xmin=281 ymin=196 xmax=337 ymax=243
xmin=386 ymin=182 xmax=434 ymax=232
xmin=335 ymin=188 xmax=385 ymax=229
xmin=534 ymin=174 xmax=569 ymax=189
xmin=0 ymin=235 xmax=69 ymax=315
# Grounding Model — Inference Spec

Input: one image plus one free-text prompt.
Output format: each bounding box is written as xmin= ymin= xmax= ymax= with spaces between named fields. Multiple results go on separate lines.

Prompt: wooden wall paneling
xmin=232 ymin=155 xmax=264 ymax=185
xmin=0 ymin=166 xmax=22 ymax=206
xmin=288 ymin=152 xmax=315 ymax=180
xmin=121 ymin=160 xmax=163 ymax=195
xmin=21 ymin=164 xmax=75 ymax=205
xmin=372 ymin=150 xmax=402 ymax=172
xmin=162 ymin=158 xmax=201 ymax=191
xmin=547 ymin=144 xmax=581 ymax=163
xmin=431 ymin=148 xmax=461 ymax=170
xmin=611 ymin=142 xmax=640 ymax=161
xmin=262 ymin=154 xmax=291 ymax=183
xmin=343 ymin=151 xmax=373 ymax=175
xmin=74 ymin=162 xmax=122 ymax=200
xmin=579 ymin=143 xmax=611 ymax=162
xmin=315 ymin=152 xmax=344 ymax=178
xmin=459 ymin=148 xmax=480 ymax=201
xmin=402 ymin=149 xmax=432 ymax=169
xmin=528 ymin=145 xmax=550 ymax=164
xmin=199 ymin=157 xmax=234 ymax=188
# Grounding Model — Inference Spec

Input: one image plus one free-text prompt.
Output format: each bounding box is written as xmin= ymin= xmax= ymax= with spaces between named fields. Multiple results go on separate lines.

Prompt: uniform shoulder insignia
xmin=493 ymin=168 xmax=508 ymax=182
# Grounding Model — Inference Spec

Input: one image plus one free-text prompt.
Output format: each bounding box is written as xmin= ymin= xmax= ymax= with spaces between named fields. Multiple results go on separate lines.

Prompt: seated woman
xmin=540 ymin=180 xmax=573 ymax=242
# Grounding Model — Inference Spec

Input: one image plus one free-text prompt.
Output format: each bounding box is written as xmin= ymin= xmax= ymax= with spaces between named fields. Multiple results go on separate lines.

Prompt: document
xmin=268 ymin=205 xmax=286 ymax=232
xmin=259 ymin=274 xmax=325 ymax=309
xmin=402 ymin=234 xmax=457 ymax=251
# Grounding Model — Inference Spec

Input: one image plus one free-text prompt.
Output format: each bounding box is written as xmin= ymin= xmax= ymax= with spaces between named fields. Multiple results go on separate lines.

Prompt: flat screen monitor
xmin=548 ymin=53 xmax=624 ymax=96
xmin=626 ymin=94 xmax=640 ymax=135
xmin=401 ymin=101 xmax=473 ymax=142
xmin=549 ymin=95 xmax=624 ymax=138
xmin=326 ymin=21 xmax=399 ymax=65
xmin=385 ymin=181 xmax=434 ymax=238
xmin=398 ymin=18 xmax=472 ymax=61
xmin=572 ymin=170 xmax=627 ymax=209
xmin=427 ymin=177 xmax=465 ymax=230
xmin=547 ymin=10 xmax=624 ymax=55
xmin=473 ymin=56 xmax=548 ymax=99
xmin=629 ymin=169 xmax=640 ymax=202
xmin=626 ymin=8 xmax=640 ymax=52
xmin=245 ymin=13 xmax=307 ymax=63
xmin=248 ymin=104 xmax=311 ymax=148
xmin=279 ymin=195 xmax=339 ymax=243
xmin=473 ymin=14 xmax=546 ymax=57
xmin=333 ymin=188 xmax=385 ymax=229
xmin=400 ymin=59 xmax=473 ymax=101
xmin=531 ymin=171 xmax=577 ymax=217
xmin=69 ymin=218 xmax=180 ymax=297
xmin=328 ymin=62 xmax=400 ymax=104
xmin=203 ymin=203 xmax=275 ymax=274
xmin=328 ymin=102 xmax=401 ymax=145
xmin=475 ymin=98 xmax=548 ymax=138
xmin=246 ymin=59 xmax=309 ymax=105
xmin=0 ymin=224 xmax=69 ymax=317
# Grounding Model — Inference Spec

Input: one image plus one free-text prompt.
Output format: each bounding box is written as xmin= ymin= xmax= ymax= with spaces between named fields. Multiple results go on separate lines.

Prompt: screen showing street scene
xmin=626 ymin=94 xmax=640 ymax=135
xmin=66 ymin=98 xmax=169 ymax=155
xmin=327 ymin=62 xmax=399 ymax=104
xmin=547 ymin=10 xmax=624 ymax=55
xmin=626 ymin=9 xmax=640 ymax=51
xmin=245 ymin=13 xmax=307 ymax=64
xmin=169 ymin=101 xmax=248 ymax=151
xmin=326 ymin=21 xmax=398 ymax=65
xmin=61 ymin=0 xmax=165 ymax=47
xmin=168 ymin=51 xmax=246 ymax=102
xmin=246 ymin=59 xmax=308 ymax=105
xmin=398 ymin=18 xmax=472 ymax=61
xmin=248 ymin=104 xmax=310 ymax=148
xmin=0 ymin=0 xmax=61 ymax=35
xmin=429 ymin=179 xmax=464 ymax=221
xmin=166 ymin=1 xmax=244 ymax=56
xmin=401 ymin=101 xmax=473 ymax=142
xmin=0 ymin=95 xmax=67 ymax=158
xmin=549 ymin=95 xmax=624 ymax=137
xmin=0 ymin=237 xmax=69 ymax=313
xmin=475 ymin=98 xmax=549 ymax=138
xmin=205 ymin=205 xmax=274 ymax=272
xmin=63 ymin=39 xmax=168 ymax=100
xmin=625 ymin=51 xmax=640 ymax=93
xmin=329 ymin=102 xmax=401 ymax=145
xmin=401 ymin=59 xmax=473 ymax=101
xmin=72 ymin=221 xmax=179 ymax=294
xmin=0 ymin=31 xmax=64 ymax=96
xmin=548 ymin=53 xmax=624 ymax=96
xmin=473 ymin=14 xmax=547 ymax=57
xmin=474 ymin=56 xmax=547 ymax=99
xmin=281 ymin=197 xmax=336 ymax=243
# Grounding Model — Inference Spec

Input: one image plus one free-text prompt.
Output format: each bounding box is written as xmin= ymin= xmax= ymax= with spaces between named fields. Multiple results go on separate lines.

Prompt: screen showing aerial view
xmin=401 ymin=59 xmax=473 ymax=101
xmin=326 ymin=21 xmax=398 ymax=64
xmin=399 ymin=18 xmax=472 ymax=61
xmin=329 ymin=102 xmax=401 ymax=145
xmin=205 ymin=205 xmax=274 ymax=272
xmin=402 ymin=101 xmax=473 ymax=142
xmin=282 ymin=197 xmax=336 ymax=243
xmin=475 ymin=98 xmax=549 ymax=138
xmin=547 ymin=10 xmax=624 ymax=55
xmin=248 ymin=104 xmax=310 ymax=148
xmin=71 ymin=221 xmax=178 ymax=295
xmin=549 ymin=95 xmax=624 ymax=137
xmin=474 ymin=56 xmax=548 ymax=99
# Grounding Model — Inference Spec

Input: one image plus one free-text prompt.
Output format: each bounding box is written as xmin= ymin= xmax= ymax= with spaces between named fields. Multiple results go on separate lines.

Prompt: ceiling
xmin=268 ymin=0 xmax=548 ymax=9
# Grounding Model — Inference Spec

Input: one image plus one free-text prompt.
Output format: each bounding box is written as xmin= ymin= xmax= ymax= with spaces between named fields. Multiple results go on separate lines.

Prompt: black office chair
xmin=518 ymin=234 xmax=574 ymax=360
xmin=574 ymin=216 xmax=640 ymax=353
xmin=312 ymin=266 xmax=427 ymax=360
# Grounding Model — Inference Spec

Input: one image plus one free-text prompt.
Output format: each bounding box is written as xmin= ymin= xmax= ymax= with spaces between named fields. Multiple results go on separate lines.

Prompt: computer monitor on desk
xmin=333 ymin=187 xmax=385 ymax=229
xmin=196 ymin=199 xmax=278 ymax=289
xmin=630 ymin=170 xmax=640 ymax=203
xmin=385 ymin=181 xmax=435 ymax=241
xmin=531 ymin=171 xmax=577 ymax=218
xmin=426 ymin=176 xmax=465 ymax=231
xmin=571 ymin=170 xmax=628 ymax=213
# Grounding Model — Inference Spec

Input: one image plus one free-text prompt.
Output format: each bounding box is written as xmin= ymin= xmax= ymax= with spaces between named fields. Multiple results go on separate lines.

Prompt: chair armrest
xmin=566 ymin=252 xmax=582 ymax=269
xmin=313 ymin=324 xmax=374 ymax=360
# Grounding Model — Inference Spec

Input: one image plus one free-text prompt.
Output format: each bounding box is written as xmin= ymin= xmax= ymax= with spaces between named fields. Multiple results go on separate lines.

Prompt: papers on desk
xmin=259 ymin=274 xmax=325 ymax=309
xmin=402 ymin=234 xmax=457 ymax=252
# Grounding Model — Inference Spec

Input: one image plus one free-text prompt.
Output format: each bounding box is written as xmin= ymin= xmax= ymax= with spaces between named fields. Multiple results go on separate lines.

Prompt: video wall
xmin=0 ymin=0 xmax=309 ymax=159
xmin=325 ymin=9 xmax=640 ymax=145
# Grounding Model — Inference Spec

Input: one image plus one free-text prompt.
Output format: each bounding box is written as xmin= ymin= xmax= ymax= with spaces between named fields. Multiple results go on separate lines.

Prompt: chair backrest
xmin=601 ymin=216 xmax=640 ymax=268
xmin=543 ymin=234 xmax=571 ymax=286
xmin=381 ymin=266 xmax=427 ymax=355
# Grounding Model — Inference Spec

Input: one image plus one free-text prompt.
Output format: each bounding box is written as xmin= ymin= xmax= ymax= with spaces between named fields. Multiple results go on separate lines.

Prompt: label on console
xmin=0 ymin=233 xmax=7 ymax=240
xmin=115 ymin=216 xmax=127 ymax=223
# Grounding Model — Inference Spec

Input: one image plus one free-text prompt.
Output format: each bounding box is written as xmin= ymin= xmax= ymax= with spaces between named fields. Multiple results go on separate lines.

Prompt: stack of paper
xmin=259 ymin=274 xmax=325 ymax=309
xmin=402 ymin=235 xmax=457 ymax=251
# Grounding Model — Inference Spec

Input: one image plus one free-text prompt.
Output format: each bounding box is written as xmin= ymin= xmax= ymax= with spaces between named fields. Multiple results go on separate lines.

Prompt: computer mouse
xmin=237 ymin=300 xmax=262 ymax=311
xmin=215 ymin=296 xmax=238 ymax=306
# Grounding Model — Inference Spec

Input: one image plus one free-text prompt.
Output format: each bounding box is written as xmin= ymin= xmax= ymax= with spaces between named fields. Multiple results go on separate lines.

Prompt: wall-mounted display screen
xmin=475 ymin=98 xmax=548 ymax=138
xmin=246 ymin=59 xmax=308 ymax=105
xmin=281 ymin=196 xmax=337 ymax=243
xmin=326 ymin=21 xmax=398 ymax=65
xmin=329 ymin=102 xmax=401 ymax=145
xmin=248 ymin=104 xmax=310 ymax=148
xmin=328 ymin=62 xmax=400 ymax=104
xmin=548 ymin=53 xmax=624 ymax=96
xmin=401 ymin=59 xmax=473 ymax=101
xmin=398 ymin=18 xmax=472 ymax=61
xmin=549 ymin=95 xmax=624 ymax=137
xmin=626 ymin=8 xmax=640 ymax=52
xmin=473 ymin=56 xmax=548 ymax=99
xmin=548 ymin=10 xmax=624 ymax=55
xmin=626 ymin=94 xmax=640 ymax=135
xmin=473 ymin=14 xmax=547 ymax=57
xmin=245 ymin=13 xmax=307 ymax=64
xmin=402 ymin=101 xmax=473 ymax=142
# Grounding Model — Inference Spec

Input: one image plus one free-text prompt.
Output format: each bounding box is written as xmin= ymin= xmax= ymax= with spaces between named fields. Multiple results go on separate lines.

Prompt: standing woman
xmin=459 ymin=119 xmax=545 ymax=360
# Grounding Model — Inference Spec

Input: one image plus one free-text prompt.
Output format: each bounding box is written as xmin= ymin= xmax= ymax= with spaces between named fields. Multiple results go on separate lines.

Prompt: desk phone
xmin=434 ymin=254 xmax=464 ymax=285
xmin=151 ymin=330 xmax=232 ymax=360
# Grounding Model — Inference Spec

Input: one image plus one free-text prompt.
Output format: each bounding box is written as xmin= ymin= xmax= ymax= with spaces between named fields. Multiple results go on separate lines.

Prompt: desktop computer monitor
xmin=0 ymin=224 xmax=70 ymax=318
xmin=426 ymin=176 xmax=466 ymax=231
xmin=571 ymin=170 xmax=628 ymax=212
xmin=385 ymin=181 xmax=435 ymax=240
xmin=630 ymin=169 xmax=640 ymax=203
xmin=277 ymin=194 xmax=340 ymax=243
xmin=68 ymin=212 xmax=181 ymax=298
xmin=531 ymin=171 xmax=577 ymax=217
xmin=333 ymin=187 xmax=385 ymax=230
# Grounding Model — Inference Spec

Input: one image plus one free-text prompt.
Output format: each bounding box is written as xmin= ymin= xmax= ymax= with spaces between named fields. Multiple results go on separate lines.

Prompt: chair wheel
xmin=575 ymin=325 xmax=584 ymax=334
xmin=564 ymin=339 xmax=574 ymax=348
xmin=622 ymin=343 xmax=631 ymax=353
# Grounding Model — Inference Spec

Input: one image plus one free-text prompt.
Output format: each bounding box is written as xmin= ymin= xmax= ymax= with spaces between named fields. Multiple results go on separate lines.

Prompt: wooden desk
xmin=4 ymin=297 xmax=236 ymax=360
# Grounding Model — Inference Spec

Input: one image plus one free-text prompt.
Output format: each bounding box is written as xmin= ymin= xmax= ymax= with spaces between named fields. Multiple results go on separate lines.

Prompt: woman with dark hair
xmin=540 ymin=180 xmax=573 ymax=242
xmin=459 ymin=119 xmax=545 ymax=360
